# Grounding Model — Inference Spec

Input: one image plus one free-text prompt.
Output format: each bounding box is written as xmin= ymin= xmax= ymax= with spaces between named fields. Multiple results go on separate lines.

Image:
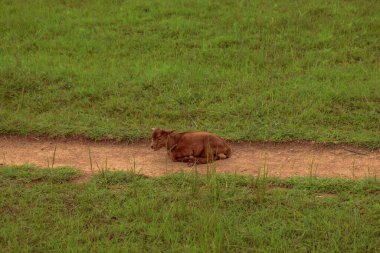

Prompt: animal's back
xmin=180 ymin=131 xmax=231 ymax=156
xmin=180 ymin=131 xmax=223 ymax=143
xmin=181 ymin=131 xmax=220 ymax=138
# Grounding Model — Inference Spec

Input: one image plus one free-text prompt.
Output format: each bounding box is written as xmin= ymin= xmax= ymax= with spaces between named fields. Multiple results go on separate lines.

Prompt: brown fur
xmin=150 ymin=128 xmax=231 ymax=165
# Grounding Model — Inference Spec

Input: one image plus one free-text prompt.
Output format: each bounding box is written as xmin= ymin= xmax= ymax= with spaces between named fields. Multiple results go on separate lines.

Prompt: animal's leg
xmin=169 ymin=152 xmax=192 ymax=163
xmin=201 ymin=146 xmax=216 ymax=163
xmin=186 ymin=156 xmax=196 ymax=167
xmin=174 ymin=156 xmax=192 ymax=163
xmin=169 ymin=153 xmax=195 ymax=166
xmin=214 ymin=144 xmax=231 ymax=160
xmin=178 ymin=157 xmax=191 ymax=162
xmin=217 ymin=153 xmax=227 ymax=159
xmin=214 ymin=146 xmax=231 ymax=160
xmin=193 ymin=157 xmax=212 ymax=164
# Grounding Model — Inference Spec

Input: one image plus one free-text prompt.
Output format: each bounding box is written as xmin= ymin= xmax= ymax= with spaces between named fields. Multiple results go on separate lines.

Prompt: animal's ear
xmin=151 ymin=128 xmax=156 ymax=131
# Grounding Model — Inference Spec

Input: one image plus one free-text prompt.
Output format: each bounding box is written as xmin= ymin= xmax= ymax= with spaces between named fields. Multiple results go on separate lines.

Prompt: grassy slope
xmin=0 ymin=0 xmax=379 ymax=147
xmin=0 ymin=166 xmax=379 ymax=252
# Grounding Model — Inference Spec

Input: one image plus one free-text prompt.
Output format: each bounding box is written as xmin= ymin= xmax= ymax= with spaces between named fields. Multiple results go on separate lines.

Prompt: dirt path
xmin=0 ymin=136 xmax=379 ymax=178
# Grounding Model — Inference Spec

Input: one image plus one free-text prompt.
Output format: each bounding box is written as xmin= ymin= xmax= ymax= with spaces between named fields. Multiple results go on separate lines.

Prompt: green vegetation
xmin=1 ymin=166 xmax=379 ymax=252
xmin=0 ymin=0 xmax=379 ymax=147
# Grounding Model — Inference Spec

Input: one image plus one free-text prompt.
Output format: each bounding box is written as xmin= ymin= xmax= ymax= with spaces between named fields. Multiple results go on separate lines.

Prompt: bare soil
xmin=0 ymin=136 xmax=379 ymax=179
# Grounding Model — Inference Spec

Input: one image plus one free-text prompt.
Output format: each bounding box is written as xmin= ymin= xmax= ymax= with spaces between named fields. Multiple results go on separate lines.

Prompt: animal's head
xmin=150 ymin=128 xmax=175 ymax=151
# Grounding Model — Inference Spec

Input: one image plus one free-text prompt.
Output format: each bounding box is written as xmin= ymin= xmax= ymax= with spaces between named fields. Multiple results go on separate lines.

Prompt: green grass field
xmin=0 ymin=0 xmax=379 ymax=147
xmin=0 ymin=166 xmax=379 ymax=252
xmin=1 ymin=2 xmax=379 ymax=252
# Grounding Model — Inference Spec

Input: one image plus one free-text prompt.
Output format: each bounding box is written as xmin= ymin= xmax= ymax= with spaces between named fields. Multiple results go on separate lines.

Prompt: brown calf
xmin=150 ymin=128 xmax=231 ymax=165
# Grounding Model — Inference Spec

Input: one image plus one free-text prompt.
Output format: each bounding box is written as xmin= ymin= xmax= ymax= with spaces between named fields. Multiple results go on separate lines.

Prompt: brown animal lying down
xmin=150 ymin=128 xmax=231 ymax=165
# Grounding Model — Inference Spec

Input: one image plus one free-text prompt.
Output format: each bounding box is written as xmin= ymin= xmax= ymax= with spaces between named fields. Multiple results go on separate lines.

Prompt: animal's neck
xmin=166 ymin=132 xmax=180 ymax=151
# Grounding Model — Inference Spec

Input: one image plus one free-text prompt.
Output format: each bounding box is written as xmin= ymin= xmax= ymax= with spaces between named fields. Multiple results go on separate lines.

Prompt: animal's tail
xmin=225 ymin=145 xmax=232 ymax=158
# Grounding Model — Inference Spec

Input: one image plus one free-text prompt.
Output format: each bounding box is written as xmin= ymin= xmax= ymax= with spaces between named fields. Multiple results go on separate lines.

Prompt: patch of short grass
xmin=0 ymin=0 xmax=379 ymax=147
xmin=0 ymin=164 xmax=80 ymax=184
xmin=0 ymin=166 xmax=379 ymax=252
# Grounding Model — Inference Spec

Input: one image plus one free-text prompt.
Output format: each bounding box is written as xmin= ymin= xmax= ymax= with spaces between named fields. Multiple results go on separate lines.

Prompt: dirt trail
xmin=0 ymin=136 xmax=379 ymax=178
